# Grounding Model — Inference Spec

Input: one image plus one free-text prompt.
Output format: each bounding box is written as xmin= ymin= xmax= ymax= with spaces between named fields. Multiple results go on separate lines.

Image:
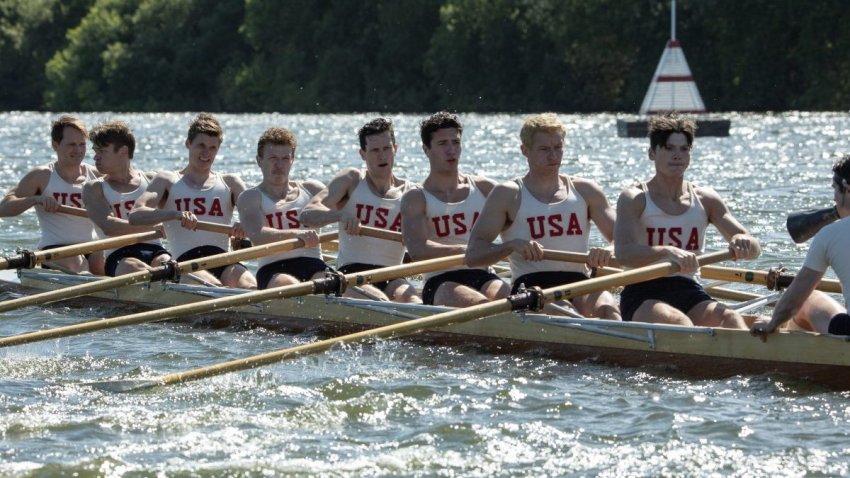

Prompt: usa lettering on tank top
xmin=421 ymin=175 xmax=488 ymax=280
xmin=501 ymin=176 xmax=591 ymax=280
xmin=253 ymin=183 xmax=322 ymax=267
xmin=336 ymin=173 xmax=413 ymax=267
xmin=96 ymin=171 xmax=163 ymax=255
xmin=162 ymin=173 xmax=233 ymax=258
xmin=36 ymin=162 xmax=98 ymax=248
xmin=638 ymin=181 xmax=708 ymax=279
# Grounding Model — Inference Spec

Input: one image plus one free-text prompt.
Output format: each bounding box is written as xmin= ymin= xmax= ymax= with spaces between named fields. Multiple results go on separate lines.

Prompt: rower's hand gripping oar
xmin=92 ymin=250 xmax=734 ymax=393
xmin=0 ymin=231 xmax=340 ymax=314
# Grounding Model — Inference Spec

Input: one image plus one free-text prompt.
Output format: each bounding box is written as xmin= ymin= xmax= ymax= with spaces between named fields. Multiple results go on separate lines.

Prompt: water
xmin=1 ymin=112 xmax=849 ymax=476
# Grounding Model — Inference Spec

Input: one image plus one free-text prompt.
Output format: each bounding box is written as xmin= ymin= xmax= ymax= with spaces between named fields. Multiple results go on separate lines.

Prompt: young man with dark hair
xmin=752 ymin=154 xmax=850 ymax=336
xmin=129 ymin=113 xmax=256 ymax=288
xmin=466 ymin=113 xmax=620 ymax=319
xmin=83 ymin=121 xmax=171 ymax=276
xmin=401 ymin=111 xmax=510 ymax=307
xmin=0 ymin=115 xmax=105 ymax=274
xmin=238 ymin=127 xmax=327 ymax=289
xmin=301 ymin=117 xmax=420 ymax=303
xmin=614 ymin=113 xmax=760 ymax=328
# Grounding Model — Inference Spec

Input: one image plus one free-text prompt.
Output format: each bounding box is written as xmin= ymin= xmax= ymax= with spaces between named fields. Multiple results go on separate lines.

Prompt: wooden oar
xmin=57 ymin=205 xmax=235 ymax=235
xmin=0 ymin=232 xmax=340 ymax=314
xmin=700 ymin=265 xmax=842 ymax=294
xmin=92 ymin=250 xmax=734 ymax=392
xmin=0 ymin=231 xmax=163 ymax=271
xmin=0 ymin=252 xmax=466 ymax=349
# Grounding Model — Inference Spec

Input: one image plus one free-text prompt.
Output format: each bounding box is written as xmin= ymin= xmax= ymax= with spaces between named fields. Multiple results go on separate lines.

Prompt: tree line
xmin=2 ymin=0 xmax=849 ymax=113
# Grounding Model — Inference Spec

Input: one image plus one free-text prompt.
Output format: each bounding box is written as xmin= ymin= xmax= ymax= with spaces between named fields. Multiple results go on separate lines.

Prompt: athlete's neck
xmin=524 ymin=170 xmax=563 ymax=197
xmin=180 ymin=167 xmax=213 ymax=188
xmin=260 ymin=179 xmax=293 ymax=200
xmin=105 ymin=165 xmax=136 ymax=185
xmin=364 ymin=171 xmax=397 ymax=196
xmin=53 ymin=159 xmax=86 ymax=182
xmin=648 ymin=175 xmax=687 ymax=200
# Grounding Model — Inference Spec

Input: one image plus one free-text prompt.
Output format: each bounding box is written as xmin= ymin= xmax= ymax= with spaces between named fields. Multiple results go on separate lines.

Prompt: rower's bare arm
xmin=82 ymin=181 xmax=153 ymax=236
xmin=473 ymin=176 xmax=499 ymax=197
xmin=0 ymin=168 xmax=51 ymax=216
xmin=401 ymin=189 xmax=466 ymax=260
xmin=301 ymin=169 xmax=359 ymax=228
xmin=128 ymin=173 xmax=179 ymax=225
xmin=614 ymin=187 xmax=687 ymax=268
xmin=223 ymin=173 xmax=248 ymax=207
xmin=576 ymin=178 xmax=616 ymax=242
xmin=700 ymin=187 xmax=761 ymax=260
xmin=466 ymin=182 xmax=522 ymax=267
xmin=236 ymin=189 xmax=316 ymax=246
xmin=759 ymin=266 xmax=824 ymax=335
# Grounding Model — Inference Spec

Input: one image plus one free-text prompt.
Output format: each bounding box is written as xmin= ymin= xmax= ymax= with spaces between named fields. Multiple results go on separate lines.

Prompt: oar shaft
xmin=149 ymin=250 xmax=733 ymax=387
xmin=0 ymin=231 xmax=164 ymax=271
xmin=700 ymin=265 xmax=842 ymax=294
xmin=0 ymin=254 xmax=465 ymax=348
xmin=59 ymin=204 xmax=233 ymax=235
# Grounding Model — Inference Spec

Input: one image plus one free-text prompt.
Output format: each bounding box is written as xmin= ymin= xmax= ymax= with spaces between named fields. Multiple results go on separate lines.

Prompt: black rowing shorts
xmin=510 ymin=271 xmax=589 ymax=295
xmin=620 ymin=275 xmax=713 ymax=322
xmin=256 ymin=257 xmax=329 ymax=289
xmin=422 ymin=269 xmax=503 ymax=305
xmin=105 ymin=243 xmax=170 ymax=277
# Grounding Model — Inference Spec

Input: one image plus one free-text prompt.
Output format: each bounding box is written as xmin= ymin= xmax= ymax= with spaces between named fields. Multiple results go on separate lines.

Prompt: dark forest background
xmin=2 ymin=0 xmax=849 ymax=113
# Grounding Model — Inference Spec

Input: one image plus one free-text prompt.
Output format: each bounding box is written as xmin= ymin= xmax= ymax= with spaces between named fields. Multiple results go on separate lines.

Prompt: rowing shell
xmin=2 ymin=268 xmax=849 ymax=389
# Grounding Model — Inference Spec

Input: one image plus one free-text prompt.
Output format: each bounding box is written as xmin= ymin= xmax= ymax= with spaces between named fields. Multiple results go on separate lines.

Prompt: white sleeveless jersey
xmin=422 ymin=176 xmax=487 ymax=280
xmin=336 ymin=173 xmax=413 ymax=267
xmin=254 ymin=183 xmax=322 ymax=267
xmin=501 ymin=176 xmax=590 ymax=280
xmin=162 ymin=173 xmax=233 ymax=258
xmin=638 ymin=182 xmax=708 ymax=279
xmin=95 ymin=171 xmax=163 ymax=255
xmin=36 ymin=162 xmax=98 ymax=248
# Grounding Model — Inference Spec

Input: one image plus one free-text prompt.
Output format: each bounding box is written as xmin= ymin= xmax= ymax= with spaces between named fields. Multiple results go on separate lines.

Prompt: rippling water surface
xmin=1 ymin=112 xmax=850 ymax=476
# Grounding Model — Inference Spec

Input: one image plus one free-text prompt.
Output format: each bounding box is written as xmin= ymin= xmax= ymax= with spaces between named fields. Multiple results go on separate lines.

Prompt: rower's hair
xmin=187 ymin=112 xmax=223 ymax=143
xmin=359 ymin=118 xmax=395 ymax=150
xmin=648 ymin=113 xmax=697 ymax=150
xmin=420 ymin=111 xmax=462 ymax=148
xmin=834 ymin=154 xmax=850 ymax=185
xmin=50 ymin=115 xmax=87 ymax=143
xmin=520 ymin=113 xmax=566 ymax=148
xmin=256 ymin=127 xmax=297 ymax=159
xmin=89 ymin=121 xmax=136 ymax=159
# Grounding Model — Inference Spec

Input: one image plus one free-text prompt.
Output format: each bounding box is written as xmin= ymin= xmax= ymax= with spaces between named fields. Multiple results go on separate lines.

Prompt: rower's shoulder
xmin=569 ymin=175 xmax=606 ymax=195
xmin=618 ymin=183 xmax=646 ymax=201
xmin=82 ymin=163 xmax=103 ymax=177
xmin=301 ymin=179 xmax=325 ymax=196
xmin=469 ymin=174 xmax=498 ymax=195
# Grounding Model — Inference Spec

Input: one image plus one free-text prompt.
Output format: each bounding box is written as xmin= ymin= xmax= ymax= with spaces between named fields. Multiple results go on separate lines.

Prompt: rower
xmin=466 ymin=113 xmax=620 ymax=319
xmin=128 ymin=113 xmax=256 ymax=288
xmin=752 ymin=154 xmax=850 ymax=336
xmin=400 ymin=111 xmax=509 ymax=306
xmin=83 ymin=121 xmax=171 ymax=276
xmin=0 ymin=115 xmax=105 ymax=274
xmin=301 ymin=118 xmax=420 ymax=303
xmin=237 ymin=127 xmax=327 ymax=289
xmin=614 ymin=113 xmax=760 ymax=328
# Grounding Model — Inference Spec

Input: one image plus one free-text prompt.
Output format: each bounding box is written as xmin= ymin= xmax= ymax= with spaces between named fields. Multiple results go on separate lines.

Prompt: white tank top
xmin=254 ymin=183 xmax=322 ymax=267
xmin=95 ymin=172 xmax=163 ymax=256
xmin=639 ymin=182 xmax=708 ymax=279
xmin=162 ymin=173 xmax=233 ymax=258
xmin=336 ymin=173 xmax=413 ymax=267
xmin=501 ymin=176 xmax=590 ymax=280
xmin=36 ymin=162 xmax=98 ymax=248
xmin=422 ymin=176 xmax=487 ymax=280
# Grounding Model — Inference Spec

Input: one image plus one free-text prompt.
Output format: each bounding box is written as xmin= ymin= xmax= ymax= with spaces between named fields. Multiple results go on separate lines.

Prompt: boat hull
xmin=3 ymin=268 xmax=849 ymax=389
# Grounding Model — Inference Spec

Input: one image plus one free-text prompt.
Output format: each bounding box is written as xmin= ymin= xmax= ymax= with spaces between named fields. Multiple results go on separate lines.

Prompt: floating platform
xmin=616 ymin=119 xmax=731 ymax=138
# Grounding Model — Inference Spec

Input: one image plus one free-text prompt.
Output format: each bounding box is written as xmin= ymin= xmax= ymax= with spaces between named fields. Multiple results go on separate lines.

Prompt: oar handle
xmin=700 ymin=264 xmax=842 ymax=294
xmin=357 ymin=226 xmax=403 ymax=242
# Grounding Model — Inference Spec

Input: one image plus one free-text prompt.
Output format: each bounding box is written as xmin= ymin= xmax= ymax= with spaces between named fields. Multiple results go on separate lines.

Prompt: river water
xmin=0 ymin=112 xmax=848 ymax=476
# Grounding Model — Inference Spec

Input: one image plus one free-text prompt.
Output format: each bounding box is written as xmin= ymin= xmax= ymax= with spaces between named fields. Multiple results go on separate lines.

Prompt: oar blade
xmin=86 ymin=378 xmax=162 ymax=393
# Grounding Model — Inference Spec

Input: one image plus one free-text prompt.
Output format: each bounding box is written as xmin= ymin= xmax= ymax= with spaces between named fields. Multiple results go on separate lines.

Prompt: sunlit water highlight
xmin=1 ymin=112 xmax=850 ymax=476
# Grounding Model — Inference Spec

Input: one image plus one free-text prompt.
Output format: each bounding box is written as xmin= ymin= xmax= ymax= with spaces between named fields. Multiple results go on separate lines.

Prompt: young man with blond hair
xmin=238 ymin=127 xmax=327 ymax=289
xmin=129 ymin=113 xmax=255 ymax=288
xmin=466 ymin=113 xmax=620 ymax=319
xmin=0 ymin=115 xmax=104 ymax=274
xmin=83 ymin=121 xmax=171 ymax=276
